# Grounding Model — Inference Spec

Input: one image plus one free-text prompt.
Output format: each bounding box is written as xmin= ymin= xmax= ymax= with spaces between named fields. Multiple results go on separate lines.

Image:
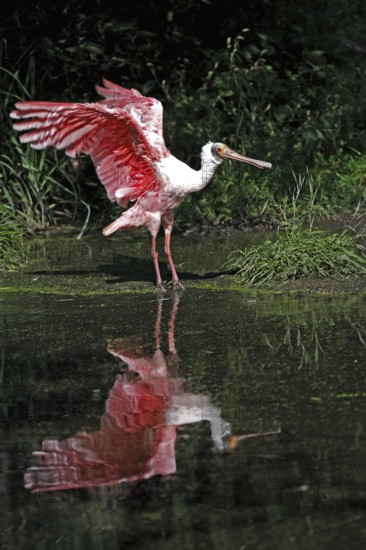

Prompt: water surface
xmin=1 ymin=234 xmax=366 ymax=549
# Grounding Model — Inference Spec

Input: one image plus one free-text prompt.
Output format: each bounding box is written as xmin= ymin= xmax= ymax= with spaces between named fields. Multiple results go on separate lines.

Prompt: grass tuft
xmin=0 ymin=209 xmax=29 ymax=270
xmin=0 ymin=63 xmax=91 ymax=239
xmin=224 ymin=228 xmax=366 ymax=286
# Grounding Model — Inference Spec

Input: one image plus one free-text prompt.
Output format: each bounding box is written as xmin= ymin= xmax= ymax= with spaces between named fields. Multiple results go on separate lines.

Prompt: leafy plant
xmin=224 ymin=163 xmax=366 ymax=286
xmin=0 ymin=208 xmax=29 ymax=270
xmin=0 ymin=60 xmax=91 ymax=238
xmin=0 ymin=139 xmax=90 ymax=238
xmin=224 ymin=228 xmax=366 ymax=286
xmin=2 ymin=1 xmax=366 ymax=232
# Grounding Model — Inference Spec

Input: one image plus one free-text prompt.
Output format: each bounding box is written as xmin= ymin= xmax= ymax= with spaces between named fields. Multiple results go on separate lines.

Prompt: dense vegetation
xmin=225 ymin=228 xmax=366 ymax=286
xmin=1 ymin=1 xmax=366 ymax=269
xmin=0 ymin=212 xmax=29 ymax=269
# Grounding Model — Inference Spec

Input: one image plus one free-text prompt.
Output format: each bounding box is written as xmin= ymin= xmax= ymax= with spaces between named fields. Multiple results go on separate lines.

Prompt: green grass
xmin=0 ymin=210 xmax=29 ymax=270
xmin=2 ymin=46 xmax=366 ymax=236
xmin=223 ymin=166 xmax=366 ymax=288
xmin=0 ymin=138 xmax=90 ymax=239
xmin=224 ymin=228 xmax=366 ymax=286
xmin=0 ymin=62 xmax=91 ymax=239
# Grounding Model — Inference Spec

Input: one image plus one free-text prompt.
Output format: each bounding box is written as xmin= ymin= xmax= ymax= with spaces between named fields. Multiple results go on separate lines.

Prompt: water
xmin=1 ymin=234 xmax=366 ymax=549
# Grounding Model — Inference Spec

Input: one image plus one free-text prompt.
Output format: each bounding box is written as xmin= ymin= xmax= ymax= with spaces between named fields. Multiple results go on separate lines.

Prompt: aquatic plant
xmin=224 ymin=228 xmax=366 ymax=286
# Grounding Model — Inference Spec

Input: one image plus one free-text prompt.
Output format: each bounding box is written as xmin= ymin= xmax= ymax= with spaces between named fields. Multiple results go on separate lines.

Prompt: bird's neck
xmin=195 ymin=157 xmax=222 ymax=192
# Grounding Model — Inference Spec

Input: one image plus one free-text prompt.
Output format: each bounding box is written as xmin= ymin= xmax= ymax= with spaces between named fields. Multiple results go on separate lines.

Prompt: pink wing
xmin=10 ymin=80 xmax=170 ymax=206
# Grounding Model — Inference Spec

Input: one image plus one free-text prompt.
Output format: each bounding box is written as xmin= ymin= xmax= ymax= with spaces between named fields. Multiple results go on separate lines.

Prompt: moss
xmin=1 ymin=231 xmax=366 ymax=298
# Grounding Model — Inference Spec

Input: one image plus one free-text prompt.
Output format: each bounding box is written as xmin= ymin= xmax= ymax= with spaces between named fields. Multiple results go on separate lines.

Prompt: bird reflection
xmin=25 ymin=297 xmax=279 ymax=493
xmin=25 ymin=297 xmax=226 ymax=492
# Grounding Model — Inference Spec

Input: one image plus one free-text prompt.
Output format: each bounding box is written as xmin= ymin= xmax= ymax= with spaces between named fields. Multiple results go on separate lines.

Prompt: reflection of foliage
xmin=217 ymin=294 xmax=366 ymax=398
xmin=265 ymin=318 xmax=325 ymax=369
xmin=262 ymin=301 xmax=366 ymax=369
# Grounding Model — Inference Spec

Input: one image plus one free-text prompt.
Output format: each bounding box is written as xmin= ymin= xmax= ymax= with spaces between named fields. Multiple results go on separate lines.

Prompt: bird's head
xmin=209 ymin=142 xmax=272 ymax=169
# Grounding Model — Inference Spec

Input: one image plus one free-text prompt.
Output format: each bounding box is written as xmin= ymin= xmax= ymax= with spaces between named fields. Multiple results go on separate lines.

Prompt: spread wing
xmin=10 ymin=79 xmax=170 ymax=206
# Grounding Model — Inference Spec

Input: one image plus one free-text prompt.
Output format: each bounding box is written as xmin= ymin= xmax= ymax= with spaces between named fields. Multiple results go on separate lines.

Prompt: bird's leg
xmin=161 ymin=210 xmax=185 ymax=291
xmin=164 ymin=232 xmax=178 ymax=282
xmin=164 ymin=231 xmax=185 ymax=291
xmin=151 ymin=236 xmax=166 ymax=294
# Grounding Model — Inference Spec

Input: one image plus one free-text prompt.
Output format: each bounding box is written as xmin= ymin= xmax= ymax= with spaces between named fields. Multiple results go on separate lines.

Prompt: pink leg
xmin=164 ymin=232 xmax=185 ymax=290
xmin=161 ymin=210 xmax=184 ymax=290
xmin=164 ymin=232 xmax=179 ymax=282
xmin=151 ymin=236 xmax=165 ymax=293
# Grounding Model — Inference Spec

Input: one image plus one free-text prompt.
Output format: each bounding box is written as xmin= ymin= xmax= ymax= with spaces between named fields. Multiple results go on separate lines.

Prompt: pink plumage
xmin=11 ymin=80 xmax=168 ymax=207
xmin=11 ymin=79 xmax=271 ymax=291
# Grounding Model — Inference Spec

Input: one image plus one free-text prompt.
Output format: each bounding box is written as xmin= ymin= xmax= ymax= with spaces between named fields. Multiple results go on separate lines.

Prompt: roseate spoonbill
xmin=10 ymin=79 xmax=271 ymax=291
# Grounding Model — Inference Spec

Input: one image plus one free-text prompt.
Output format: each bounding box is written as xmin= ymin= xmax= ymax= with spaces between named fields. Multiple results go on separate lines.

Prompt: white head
xmin=201 ymin=141 xmax=272 ymax=169
xmin=201 ymin=141 xmax=224 ymax=166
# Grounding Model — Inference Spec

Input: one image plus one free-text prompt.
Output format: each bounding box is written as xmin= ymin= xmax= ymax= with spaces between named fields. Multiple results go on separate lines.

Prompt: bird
xmin=10 ymin=79 xmax=272 ymax=292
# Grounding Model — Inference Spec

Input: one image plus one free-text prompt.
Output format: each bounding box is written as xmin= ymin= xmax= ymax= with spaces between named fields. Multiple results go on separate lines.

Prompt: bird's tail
xmin=103 ymin=207 xmax=151 ymax=236
xmin=103 ymin=216 xmax=130 ymax=236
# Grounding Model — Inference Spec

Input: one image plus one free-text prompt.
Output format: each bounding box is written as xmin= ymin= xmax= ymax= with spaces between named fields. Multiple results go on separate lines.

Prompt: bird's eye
xmin=216 ymin=145 xmax=224 ymax=154
xmin=211 ymin=143 xmax=224 ymax=159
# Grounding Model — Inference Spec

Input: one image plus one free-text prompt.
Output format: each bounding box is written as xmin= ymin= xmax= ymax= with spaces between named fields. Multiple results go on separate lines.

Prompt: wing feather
xmin=10 ymin=81 xmax=170 ymax=205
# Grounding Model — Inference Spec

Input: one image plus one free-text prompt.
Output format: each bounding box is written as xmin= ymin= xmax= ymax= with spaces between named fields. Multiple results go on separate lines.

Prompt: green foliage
xmin=0 ymin=138 xmax=91 ymax=238
xmin=1 ymin=1 xmax=366 ymax=230
xmin=0 ymin=58 xmax=91 ymax=237
xmin=225 ymin=228 xmax=366 ymax=286
xmin=165 ymin=15 xmax=366 ymax=224
xmin=224 ymin=161 xmax=366 ymax=286
xmin=0 ymin=208 xmax=29 ymax=269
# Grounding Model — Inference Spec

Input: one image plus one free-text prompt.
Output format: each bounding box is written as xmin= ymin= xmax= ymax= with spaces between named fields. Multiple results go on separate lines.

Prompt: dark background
xmin=1 ymin=0 xmax=366 ymax=227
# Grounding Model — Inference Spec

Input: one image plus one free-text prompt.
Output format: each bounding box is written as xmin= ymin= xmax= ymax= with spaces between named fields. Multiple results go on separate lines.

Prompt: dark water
xmin=1 ymin=237 xmax=366 ymax=549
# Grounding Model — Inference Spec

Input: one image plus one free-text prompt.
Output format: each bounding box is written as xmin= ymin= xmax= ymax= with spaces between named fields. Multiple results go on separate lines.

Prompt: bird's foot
xmin=154 ymin=283 xmax=167 ymax=295
xmin=166 ymin=279 xmax=186 ymax=292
